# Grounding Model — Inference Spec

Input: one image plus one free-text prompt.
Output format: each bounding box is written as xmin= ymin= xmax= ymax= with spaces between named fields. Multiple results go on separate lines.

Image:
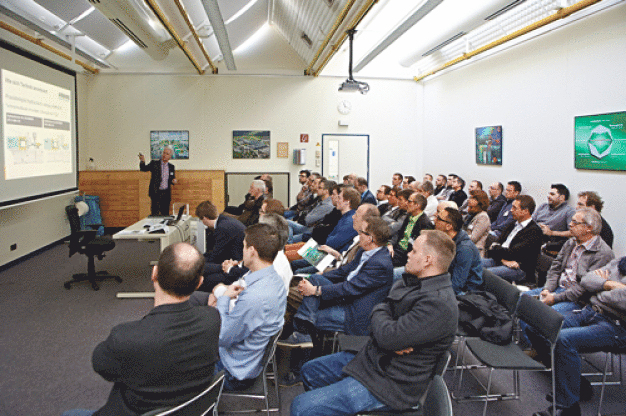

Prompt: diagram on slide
xmin=2 ymin=69 xmax=72 ymax=180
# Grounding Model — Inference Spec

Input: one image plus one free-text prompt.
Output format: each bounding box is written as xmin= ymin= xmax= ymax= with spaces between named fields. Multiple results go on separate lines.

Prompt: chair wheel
xmin=64 ymin=282 xmax=71 ymax=289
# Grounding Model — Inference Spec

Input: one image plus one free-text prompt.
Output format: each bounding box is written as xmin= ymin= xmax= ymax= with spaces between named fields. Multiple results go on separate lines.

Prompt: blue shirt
xmin=325 ymin=209 xmax=357 ymax=252
xmin=216 ymin=265 xmax=287 ymax=380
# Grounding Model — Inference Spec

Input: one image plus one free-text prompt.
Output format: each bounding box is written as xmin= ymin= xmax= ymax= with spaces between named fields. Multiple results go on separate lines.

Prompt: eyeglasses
xmin=407 ymin=199 xmax=418 ymax=204
xmin=358 ymin=229 xmax=371 ymax=236
xmin=570 ymin=219 xmax=587 ymax=227
xmin=435 ymin=215 xmax=452 ymax=224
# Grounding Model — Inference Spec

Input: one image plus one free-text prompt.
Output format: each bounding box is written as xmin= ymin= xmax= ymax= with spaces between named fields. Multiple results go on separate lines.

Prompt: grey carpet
xmin=0 ymin=240 xmax=623 ymax=416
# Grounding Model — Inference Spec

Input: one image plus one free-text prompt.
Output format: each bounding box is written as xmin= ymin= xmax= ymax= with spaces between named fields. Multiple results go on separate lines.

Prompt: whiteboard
xmin=322 ymin=134 xmax=369 ymax=183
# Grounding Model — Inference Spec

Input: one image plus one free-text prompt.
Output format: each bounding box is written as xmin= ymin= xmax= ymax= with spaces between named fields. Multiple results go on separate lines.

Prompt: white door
xmin=322 ymin=134 xmax=369 ymax=183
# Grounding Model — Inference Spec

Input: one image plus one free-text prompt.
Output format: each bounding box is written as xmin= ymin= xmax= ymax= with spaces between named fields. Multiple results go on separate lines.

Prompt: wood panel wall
xmin=78 ymin=170 xmax=225 ymax=227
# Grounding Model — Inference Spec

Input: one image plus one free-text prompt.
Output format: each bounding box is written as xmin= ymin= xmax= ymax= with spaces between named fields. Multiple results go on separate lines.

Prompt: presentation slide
xmin=0 ymin=42 xmax=77 ymax=208
xmin=575 ymin=111 xmax=626 ymax=171
xmin=2 ymin=70 xmax=72 ymax=179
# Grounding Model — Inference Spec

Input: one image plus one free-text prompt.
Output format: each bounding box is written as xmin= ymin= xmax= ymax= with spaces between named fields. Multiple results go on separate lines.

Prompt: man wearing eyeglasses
xmin=522 ymin=208 xmax=613 ymax=313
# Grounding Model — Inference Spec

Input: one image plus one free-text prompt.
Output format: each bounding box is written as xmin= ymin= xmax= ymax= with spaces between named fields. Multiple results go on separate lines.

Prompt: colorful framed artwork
xmin=233 ymin=130 xmax=270 ymax=159
xmin=150 ymin=130 xmax=189 ymax=159
xmin=575 ymin=111 xmax=626 ymax=171
xmin=475 ymin=126 xmax=502 ymax=165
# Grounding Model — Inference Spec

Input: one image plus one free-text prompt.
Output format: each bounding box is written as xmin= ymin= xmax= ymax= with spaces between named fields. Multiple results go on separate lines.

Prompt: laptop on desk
xmin=166 ymin=205 xmax=186 ymax=226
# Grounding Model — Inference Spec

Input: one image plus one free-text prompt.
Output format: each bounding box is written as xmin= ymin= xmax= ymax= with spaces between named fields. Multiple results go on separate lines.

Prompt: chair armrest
xmin=85 ymin=223 xmax=104 ymax=229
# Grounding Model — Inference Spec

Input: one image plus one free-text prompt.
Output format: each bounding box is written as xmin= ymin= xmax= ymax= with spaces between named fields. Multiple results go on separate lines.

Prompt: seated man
xmin=416 ymin=180 xmax=438 ymax=221
xmin=488 ymin=180 xmax=522 ymax=241
xmin=391 ymin=172 xmax=403 ymax=188
xmin=196 ymin=200 xmax=245 ymax=292
xmin=458 ymin=179 xmax=482 ymax=216
xmin=390 ymin=193 xmax=433 ymax=267
xmin=375 ymin=185 xmax=391 ymax=215
xmin=487 ymin=182 xmax=506 ymax=223
xmin=435 ymin=207 xmax=483 ymax=294
xmin=436 ymin=173 xmax=456 ymax=201
xmin=448 ymin=176 xmax=468 ymax=209
xmin=484 ymin=195 xmax=543 ymax=283
xmin=355 ymin=177 xmax=377 ymax=205
xmin=287 ymin=216 xmax=394 ymax=351
xmin=235 ymin=179 xmax=266 ymax=226
xmin=533 ymin=183 xmax=576 ymax=245
xmin=524 ymin=208 xmax=614 ymax=313
xmin=321 ymin=186 xmax=360 ymax=253
xmin=62 ymin=243 xmax=220 ymax=416
xmin=285 ymin=169 xmax=311 ymax=219
xmin=384 ymin=188 xmax=410 ymax=236
xmin=290 ymin=230 xmax=459 ymax=416
xmin=190 ymin=223 xmax=287 ymax=391
xmin=288 ymin=178 xmax=335 ymax=243
xmin=528 ymin=258 xmax=626 ymax=416
xmin=433 ymin=174 xmax=447 ymax=197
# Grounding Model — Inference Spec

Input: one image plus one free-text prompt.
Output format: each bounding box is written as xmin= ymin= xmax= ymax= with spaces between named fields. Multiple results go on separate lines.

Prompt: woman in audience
xmin=465 ymin=190 xmax=491 ymax=257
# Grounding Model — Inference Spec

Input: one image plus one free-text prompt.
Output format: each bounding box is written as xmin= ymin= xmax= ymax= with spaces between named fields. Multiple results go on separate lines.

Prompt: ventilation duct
xmin=88 ymin=0 xmax=170 ymax=60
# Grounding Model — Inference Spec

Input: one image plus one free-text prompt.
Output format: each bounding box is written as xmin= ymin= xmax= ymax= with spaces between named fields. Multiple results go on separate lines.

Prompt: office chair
xmin=64 ymin=204 xmax=122 ymax=291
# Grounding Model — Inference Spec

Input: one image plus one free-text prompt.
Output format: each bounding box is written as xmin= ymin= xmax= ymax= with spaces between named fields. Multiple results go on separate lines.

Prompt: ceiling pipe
xmin=414 ymin=0 xmax=602 ymax=82
xmin=305 ymin=0 xmax=358 ymax=76
xmin=201 ymin=0 xmax=236 ymax=71
xmin=173 ymin=0 xmax=218 ymax=74
xmin=312 ymin=0 xmax=379 ymax=77
xmin=353 ymin=0 xmax=443 ymax=73
xmin=0 ymin=21 xmax=99 ymax=74
xmin=143 ymin=0 xmax=205 ymax=75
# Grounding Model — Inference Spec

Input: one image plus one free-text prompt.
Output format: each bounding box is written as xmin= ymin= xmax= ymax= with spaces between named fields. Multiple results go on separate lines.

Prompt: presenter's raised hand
xmin=138 ymin=153 xmax=145 ymax=163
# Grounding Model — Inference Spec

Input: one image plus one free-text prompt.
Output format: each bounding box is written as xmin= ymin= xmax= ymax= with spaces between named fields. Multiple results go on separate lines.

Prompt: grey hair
xmin=163 ymin=145 xmax=174 ymax=154
xmin=577 ymin=207 xmax=602 ymax=235
xmin=259 ymin=213 xmax=289 ymax=247
xmin=251 ymin=179 xmax=266 ymax=192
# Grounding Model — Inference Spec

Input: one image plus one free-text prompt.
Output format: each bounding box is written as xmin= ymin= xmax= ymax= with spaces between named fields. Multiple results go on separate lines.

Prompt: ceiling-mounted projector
xmin=339 ymin=29 xmax=369 ymax=94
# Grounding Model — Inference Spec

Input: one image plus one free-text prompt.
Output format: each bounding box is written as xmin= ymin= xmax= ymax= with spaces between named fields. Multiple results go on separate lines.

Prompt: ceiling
xmin=0 ymin=0 xmax=620 ymax=80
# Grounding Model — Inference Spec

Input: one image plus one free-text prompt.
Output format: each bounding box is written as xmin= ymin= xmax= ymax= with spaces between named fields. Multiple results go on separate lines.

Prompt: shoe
xmin=279 ymin=372 xmax=302 ymax=387
xmin=546 ymin=377 xmax=593 ymax=403
xmin=524 ymin=348 xmax=539 ymax=359
xmin=276 ymin=332 xmax=313 ymax=348
xmin=532 ymin=402 xmax=581 ymax=416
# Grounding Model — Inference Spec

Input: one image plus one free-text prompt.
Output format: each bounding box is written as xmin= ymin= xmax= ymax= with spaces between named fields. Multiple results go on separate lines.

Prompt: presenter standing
xmin=139 ymin=146 xmax=177 ymax=216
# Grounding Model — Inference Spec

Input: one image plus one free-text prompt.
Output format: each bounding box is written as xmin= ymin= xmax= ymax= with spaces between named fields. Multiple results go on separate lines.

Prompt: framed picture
xmin=233 ymin=130 xmax=270 ymax=159
xmin=475 ymin=126 xmax=502 ymax=165
xmin=277 ymin=142 xmax=289 ymax=158
xmin=575 ymin=111 xmax=626 ymax=171
xmin=150 ymin=130 xmax=189 ymax=159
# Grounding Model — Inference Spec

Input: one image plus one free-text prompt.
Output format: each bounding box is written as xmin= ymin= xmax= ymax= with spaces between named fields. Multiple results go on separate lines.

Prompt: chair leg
xmin=597 ymin=351 xmax=612 ymax=416
xmin=483 ymin=369 xmax=494 ymax=416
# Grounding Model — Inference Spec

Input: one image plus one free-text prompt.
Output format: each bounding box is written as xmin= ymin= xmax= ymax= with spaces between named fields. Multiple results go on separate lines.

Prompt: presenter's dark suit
xmin=140 ymin=160 xmax=176 ymax=216
xmin=488 ymin=219 xmax=543 ymax=280
xmin=201 ymin=215 xmax=246 ymax=292
xmin=92 ymin=301 xmax=220 ymax=416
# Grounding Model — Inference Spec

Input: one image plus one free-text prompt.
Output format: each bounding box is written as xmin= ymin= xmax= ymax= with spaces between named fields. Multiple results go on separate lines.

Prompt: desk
xmin=113 ymin=216 xmax=191 ymax=299
xmin=113 ymin=216 xmax=191 ymax=252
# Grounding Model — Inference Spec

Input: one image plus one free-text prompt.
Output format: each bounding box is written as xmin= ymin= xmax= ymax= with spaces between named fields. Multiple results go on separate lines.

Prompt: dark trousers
xmin=151 ymin=189 xmax=171 ymax=216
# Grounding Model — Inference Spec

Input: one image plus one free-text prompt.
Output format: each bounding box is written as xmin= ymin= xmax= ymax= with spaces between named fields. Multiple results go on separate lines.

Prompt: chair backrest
xmin=434 ymin=350 xmax=452 ymax=376
xmin=66 ymin=205 xmax=83 ymax=256
xmin=261 ymin=328 xmax=283 ymax=372
xmin=517 ymin=294 xmax=564 ymax=345
xmin=142 ymin=371 xmax=225 ymax=416
xmin=421 ymin=375 xmax=453 ymax=416
xmin=483 ymin=269 xmax=521 ymax=314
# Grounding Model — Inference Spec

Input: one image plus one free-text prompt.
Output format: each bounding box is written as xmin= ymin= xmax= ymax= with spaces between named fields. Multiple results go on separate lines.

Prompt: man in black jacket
xmin=62 ymin=243 xmax=220 ymax=416
xmin=390 ymin=193 xmax=433 ymax=267
xmin=290 ymin=230 xmax=458 ymax=416
xmin=484 ymin=194 xmax=543 ymax=283
xmin=139 ymin=147 xmax=177 ymax=216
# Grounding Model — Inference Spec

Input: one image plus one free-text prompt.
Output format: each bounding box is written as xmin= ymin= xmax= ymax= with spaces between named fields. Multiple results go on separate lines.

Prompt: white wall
xmin=421 ymin=3 xmax=626 ymax=255
xmin=82 ymin=74 xmax=422 ymax=205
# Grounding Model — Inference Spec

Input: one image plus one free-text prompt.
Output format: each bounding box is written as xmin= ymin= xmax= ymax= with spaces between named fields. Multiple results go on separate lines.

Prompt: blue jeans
xmin=294 ymin=274 xmax=345 ymax=332
xmin=295 ymin=265 xmax=319 ymax=275
xmin=519 ymin=287 xmax=578 ymax=346
xmin=482 ymin=258 xmax=526 ymax=282
xmin=288 ymin=221 xmax=312 ymax=244
xmin=393 ymin=266 xmax=405 ymax=282
xmin=525 ymin=305 xmax=626 ymax=407
xmin=291 ymin=352 xmax=389 ymax=416
xmin=61 ymin=411 xmax=95 ymax=416
xmin=285 ymin=210 xmax=297 ymax=220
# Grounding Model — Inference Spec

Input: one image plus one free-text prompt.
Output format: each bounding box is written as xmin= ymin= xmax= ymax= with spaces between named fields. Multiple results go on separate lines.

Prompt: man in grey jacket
xmin=529 ymin=257 xmax=626 ymax=416
xmin=290 ymin=230 xmax=458 ymax=416
xmin=524 ymin=208 xmax=614 ymax=313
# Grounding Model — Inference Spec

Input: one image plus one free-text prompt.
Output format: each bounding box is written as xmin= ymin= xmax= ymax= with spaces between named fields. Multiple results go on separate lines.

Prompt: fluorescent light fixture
xmin=69 ymin=6 xmax=95 ymax=25
xmin=225 ymin=0 xmax=260 ymax=25
xmin=201 ymin=0 xmax=236 ymax=70
xmin=353 ymin=0 xmax=442 ymax=72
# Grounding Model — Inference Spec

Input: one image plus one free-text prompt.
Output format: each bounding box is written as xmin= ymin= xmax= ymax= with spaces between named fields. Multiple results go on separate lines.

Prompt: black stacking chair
xmin=462 ymin=294 xmax=564 ymax=416
xmin=64 ymin=205 xmax=121 ymax=290
xmin=142 ymin=371 xmax=225 ymax=416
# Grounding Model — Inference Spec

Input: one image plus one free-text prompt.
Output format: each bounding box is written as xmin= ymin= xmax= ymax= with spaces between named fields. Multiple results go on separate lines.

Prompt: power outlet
xmin=10 ymin=243 xmax=17 ymax=251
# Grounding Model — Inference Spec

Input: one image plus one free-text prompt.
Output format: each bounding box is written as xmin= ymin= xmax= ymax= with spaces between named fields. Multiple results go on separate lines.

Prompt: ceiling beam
xmin=173 ymin=0 xmax=218 ymax=74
